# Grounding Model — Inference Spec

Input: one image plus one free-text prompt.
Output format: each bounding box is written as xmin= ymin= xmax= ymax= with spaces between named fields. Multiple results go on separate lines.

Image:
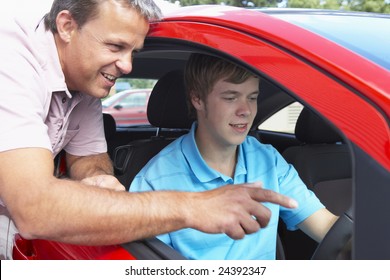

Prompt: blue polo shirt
xmin=130 ymin=123 xmax=324 ymax=260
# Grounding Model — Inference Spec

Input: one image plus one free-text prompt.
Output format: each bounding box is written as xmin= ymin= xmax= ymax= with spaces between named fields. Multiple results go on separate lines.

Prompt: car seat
xmin=280 ymin=107 xmax=353 ymax=259
xmin=283 ymin=107 xmax=352 ymax=214
xmin=103 ymin=113 xmax=117 ymax=159
xmin=113 ymin=70 xmax=192 ymax=190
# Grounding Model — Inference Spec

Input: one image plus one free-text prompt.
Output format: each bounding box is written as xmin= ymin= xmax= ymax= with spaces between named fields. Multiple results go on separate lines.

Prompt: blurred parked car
xmin=102 ymin=89 xmax=152 ymax=127
xmin=12 ymin=6 xmax=390 ymax=260
xmin=114 ymin=81 xmax=131 ymax=93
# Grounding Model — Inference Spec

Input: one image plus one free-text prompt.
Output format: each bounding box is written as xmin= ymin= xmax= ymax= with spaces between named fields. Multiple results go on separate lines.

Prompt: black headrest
xmin=103 ymin=113 xmax=116 ymax=140
xmin=147 ymin=70 xmax=193 ymax=129
xmin=295 ymin=108 xmax=342 ymax=144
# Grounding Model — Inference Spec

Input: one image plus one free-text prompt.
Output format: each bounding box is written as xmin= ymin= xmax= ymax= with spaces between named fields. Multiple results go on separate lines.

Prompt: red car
xmin=13 ymin=6 xmax=390 ymax=260
xmin=102 ymin=89 xmax=152 ymax=127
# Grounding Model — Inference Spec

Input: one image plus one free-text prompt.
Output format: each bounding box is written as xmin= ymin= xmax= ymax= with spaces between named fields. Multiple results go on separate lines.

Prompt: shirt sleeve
xmin=0 ymin=18 xmax=52 ymax=153
xmin=274 ymin=148 xmax=325 ymax=230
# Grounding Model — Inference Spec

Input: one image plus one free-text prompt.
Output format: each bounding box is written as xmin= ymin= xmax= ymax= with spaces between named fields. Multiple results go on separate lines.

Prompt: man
xmin=0 ymin=1 xmax=297 ymax=259
xmin=130 ymin=54 xmax=338 ymax=259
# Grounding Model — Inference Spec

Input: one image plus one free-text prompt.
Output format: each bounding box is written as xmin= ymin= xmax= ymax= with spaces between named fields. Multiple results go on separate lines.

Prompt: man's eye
xmin=109 ymin=44 xmax=122 ymax=51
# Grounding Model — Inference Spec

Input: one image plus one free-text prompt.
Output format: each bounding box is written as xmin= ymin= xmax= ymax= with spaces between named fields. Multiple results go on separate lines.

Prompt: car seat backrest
xmin=147 ymin=70 xmax=193 ymax=129
xmin=282 ymin=107 xmax=352 ymax=214
xmin=103 ymin=113 xmax=117 ymax=159
xmin=113 ymin=70 xmax=192 ymax=190
xmin=280 ymin=107 xmax=352 ymax=259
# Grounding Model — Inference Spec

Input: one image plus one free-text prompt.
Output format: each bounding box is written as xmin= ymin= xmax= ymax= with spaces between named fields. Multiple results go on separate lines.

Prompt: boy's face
xmin=58 ymin=1 xmax=149 ymax=98
xmin=193 ymin=76 xmax=259 ymax=149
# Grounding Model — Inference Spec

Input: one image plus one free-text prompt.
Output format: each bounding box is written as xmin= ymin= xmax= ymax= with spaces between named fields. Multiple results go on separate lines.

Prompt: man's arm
xmin=298 ymin=208 xmax=339 ymax=243
xmin=0 ymin=147 xmax=297 ymax=245
xmin=66 ymin=152 xmax=113 ymax=179
xmin=66 ymin=152 xmax=125 ymax=191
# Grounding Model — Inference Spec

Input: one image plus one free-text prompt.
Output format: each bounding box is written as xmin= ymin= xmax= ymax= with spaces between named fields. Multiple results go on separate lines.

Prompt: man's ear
xmin=55 ymin=10 xmax=77 ymax=43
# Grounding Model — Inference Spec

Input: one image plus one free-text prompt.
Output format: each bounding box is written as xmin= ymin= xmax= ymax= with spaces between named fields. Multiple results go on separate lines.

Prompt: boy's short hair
xmin=184 ymin=53 xmax=257 ymax=119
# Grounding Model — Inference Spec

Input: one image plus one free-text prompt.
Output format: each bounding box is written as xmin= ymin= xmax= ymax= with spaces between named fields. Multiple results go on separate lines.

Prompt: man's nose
xmin=116 ymin=53 xmax=133 ymax=75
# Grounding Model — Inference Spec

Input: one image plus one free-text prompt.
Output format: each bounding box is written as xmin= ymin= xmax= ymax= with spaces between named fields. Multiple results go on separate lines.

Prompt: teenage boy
xmin=130 ymin=53 xmax=338 ymax=259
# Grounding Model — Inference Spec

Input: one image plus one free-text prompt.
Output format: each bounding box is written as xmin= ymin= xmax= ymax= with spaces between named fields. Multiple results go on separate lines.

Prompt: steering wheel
xmin=311 ymin=206 xmax=353 ymax=260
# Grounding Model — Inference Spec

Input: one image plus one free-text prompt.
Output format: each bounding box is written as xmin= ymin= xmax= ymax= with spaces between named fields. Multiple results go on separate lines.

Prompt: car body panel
xmin=262 ymin=8 xmax=390 ymax=70
xmin=13 ymin=234 xmax=135 ymax=260
xmin=149 ymin=7 xmax=390 ymax=172
xmin=13 ymin=234 xmax=185 ymax=260
xmin=161 ymin=7 xmax=390 ymax=115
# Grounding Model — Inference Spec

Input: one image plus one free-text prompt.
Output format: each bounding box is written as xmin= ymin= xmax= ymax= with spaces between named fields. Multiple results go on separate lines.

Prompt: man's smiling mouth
xmin=102 ymin=73 xmax=117 ymax=82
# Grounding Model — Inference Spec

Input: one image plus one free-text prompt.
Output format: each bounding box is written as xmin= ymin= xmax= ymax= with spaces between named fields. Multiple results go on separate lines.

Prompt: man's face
xmin=194 ymin=76 xmax=259 ymax=149
xmin=58 ymin=1 xmax=149 ymax=98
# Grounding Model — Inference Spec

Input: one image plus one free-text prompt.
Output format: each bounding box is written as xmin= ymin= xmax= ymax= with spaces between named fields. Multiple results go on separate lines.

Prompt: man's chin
xmin=83 ymin=88 xmax=111 ymax=99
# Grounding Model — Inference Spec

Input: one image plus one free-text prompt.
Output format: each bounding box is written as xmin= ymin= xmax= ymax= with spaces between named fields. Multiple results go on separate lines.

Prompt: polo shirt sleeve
xmin=0 ymin=17 xmax=52 ymax=153
xmin=63 ymin=96 xmax=107 ymax=156
xmin=274 ymin=148 xmax=325 ymax=230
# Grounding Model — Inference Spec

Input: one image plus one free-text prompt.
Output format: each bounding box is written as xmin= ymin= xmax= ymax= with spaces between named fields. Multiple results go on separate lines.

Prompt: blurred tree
xmin=321 ymin=0 xmax=343 ymax=9
xmin=178 ymin=0 xmax=281 ymax=7
xmin=170 ymin=0 xmax=390 ymax=13
xmin=288 ymin=0 xmax=320 ymax=8
xmin=350 ymin=0 xmax=390 ymax=13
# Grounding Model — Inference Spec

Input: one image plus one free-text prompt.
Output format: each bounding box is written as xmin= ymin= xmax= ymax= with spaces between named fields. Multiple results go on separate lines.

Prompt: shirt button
xmin=62 ymin=97 xmax=66 ymax=103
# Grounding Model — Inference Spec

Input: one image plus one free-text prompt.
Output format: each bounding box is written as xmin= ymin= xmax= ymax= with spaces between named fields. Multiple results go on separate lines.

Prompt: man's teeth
xmin=103 ymin=73 xmax=116 ymax=82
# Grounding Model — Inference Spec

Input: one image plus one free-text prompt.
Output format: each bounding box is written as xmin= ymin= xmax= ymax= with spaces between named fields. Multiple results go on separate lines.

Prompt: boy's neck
xmin=205 ymin=152 xmax=237 ymax=178
xmin=195 ymin=132 xmax=238 ymax=178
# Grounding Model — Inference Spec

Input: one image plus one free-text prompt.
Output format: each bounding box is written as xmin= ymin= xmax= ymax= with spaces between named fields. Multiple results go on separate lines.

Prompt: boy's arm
xmin=298 ymin=208 xmax=339 ymax=242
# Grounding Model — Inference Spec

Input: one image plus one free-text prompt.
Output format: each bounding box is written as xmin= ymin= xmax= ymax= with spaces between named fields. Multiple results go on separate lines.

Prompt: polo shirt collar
xmin=182 ymin=122 xmax=247 ymax=183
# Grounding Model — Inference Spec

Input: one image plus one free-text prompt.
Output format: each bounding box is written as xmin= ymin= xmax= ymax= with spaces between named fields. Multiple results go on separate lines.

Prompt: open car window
xmin=259 ymin=102 xmax=304 ymax=134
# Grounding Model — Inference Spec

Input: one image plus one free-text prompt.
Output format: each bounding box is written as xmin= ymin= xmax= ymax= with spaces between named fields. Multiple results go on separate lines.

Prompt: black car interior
xmin=110 ymin=69 xmax=190 ymax=189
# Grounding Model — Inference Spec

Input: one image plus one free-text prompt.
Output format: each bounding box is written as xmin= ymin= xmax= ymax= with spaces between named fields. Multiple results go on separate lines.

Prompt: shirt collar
xmin=182 ymin=122 xmax=247 ymax=183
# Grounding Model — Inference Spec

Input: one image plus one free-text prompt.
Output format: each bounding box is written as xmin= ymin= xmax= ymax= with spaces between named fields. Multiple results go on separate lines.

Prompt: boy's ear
xmin=56 ymin=10 xmax=77 ymax=43
xmin=191 ymin=93 xmax=203 ymax=110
